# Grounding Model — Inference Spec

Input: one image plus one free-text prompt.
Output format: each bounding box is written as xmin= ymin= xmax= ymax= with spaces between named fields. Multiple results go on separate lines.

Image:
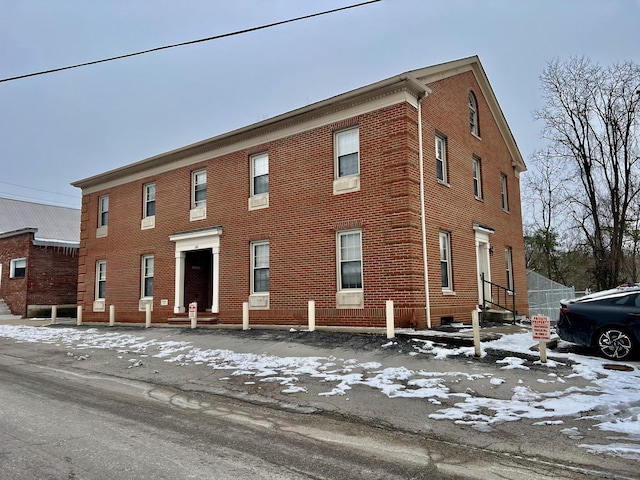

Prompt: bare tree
xmin=534 ymin=57 xmax=640 ymax=290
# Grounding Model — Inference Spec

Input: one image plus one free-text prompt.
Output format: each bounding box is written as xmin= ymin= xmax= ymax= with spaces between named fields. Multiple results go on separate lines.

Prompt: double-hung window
xmin=439 ymin=231 xmax=453 ymax=291
xmin=333 ymin=127 xmax=360 ymax=195
xmin=96 ymin=261 xmax=106 ymax=300
xmin=436 ymin=134 xmax=447 ymax=183
xmin=469 ymin=92 xmax=479 ymax=136
xmin=251 ymin=153 xmax=269 ymax=196
xmin=505 ymin=247 xmax=514 ymax=292
xmin=473 ymin=156 xmax=483 ymax=200
xmin=501 ymin=173 xmax=509 ymax=211
xmin=192 ymin=170 xmax=207 ymax=208
xmin=338 ymin=231 xmax=362 ymax=290
xmin=251 ymin=241 xmax=270 ymax=294
xmin=10 ymin=258 xmax=26 ymax=278
xmin=142 ymin=255 xmax=154 ymax=298
xmin=336 ymin=128 xmax=359 ymax=178
xmin=144 ymin=183 xmax=156 ymax=218
xmin=249 ymin=152 xmax=270 ymax=210
xmin=97 ymin=195 xmax=109 ymax=237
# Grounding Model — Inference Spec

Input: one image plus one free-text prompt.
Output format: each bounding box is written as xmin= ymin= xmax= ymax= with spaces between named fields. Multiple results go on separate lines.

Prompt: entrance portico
xmin=169 ymin=227 xmax=221 ymax=314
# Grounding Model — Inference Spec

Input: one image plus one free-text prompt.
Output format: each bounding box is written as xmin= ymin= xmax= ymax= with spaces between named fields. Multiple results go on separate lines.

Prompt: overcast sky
xmin=1 ymin=0 xmax=638 ymax=209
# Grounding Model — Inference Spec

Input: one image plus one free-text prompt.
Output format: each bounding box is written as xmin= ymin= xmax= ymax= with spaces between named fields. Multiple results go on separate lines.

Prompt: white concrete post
xmin=76 ymin=306 xmax=83 ymax=326
xmin=386 ymin=300 xmax=395 ymax=339
xmin=539 ymin=340 xmax=548 ymax=363
xmin=472 ymin=309 xmax=481 ymax=357
xmin=145 ymin=303 xmax=152 ymax=328
xmin=242 ymin=302 xmax=249 ymax=330
xmin=109 ymin=305 xmax=115 ymax=327
xmin=308 ymin=300 xmax=316 ymax=332
xmin=51 ymin=305 xmax=57 ymax=325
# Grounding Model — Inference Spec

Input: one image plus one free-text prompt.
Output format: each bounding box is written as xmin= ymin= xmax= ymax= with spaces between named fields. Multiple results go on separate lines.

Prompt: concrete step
xmin=0 ymin=299 xmax=22 ymax=320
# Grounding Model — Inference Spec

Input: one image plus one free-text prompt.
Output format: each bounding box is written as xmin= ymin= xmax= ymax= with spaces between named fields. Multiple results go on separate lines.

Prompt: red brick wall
xmin=77 ymin=71 xmax=528 ymax=327
xmin=0 ymin=233 xmax=31 ymax=316
xmin=0 ymin=232 xmax=78 ymax=317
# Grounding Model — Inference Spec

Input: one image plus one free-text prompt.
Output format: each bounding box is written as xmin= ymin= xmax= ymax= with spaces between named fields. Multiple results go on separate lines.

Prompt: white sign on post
xmin=532 ymin=315 xmax=551 ymax=341
xmin=188 ymin=302 xmax=197 ymax=319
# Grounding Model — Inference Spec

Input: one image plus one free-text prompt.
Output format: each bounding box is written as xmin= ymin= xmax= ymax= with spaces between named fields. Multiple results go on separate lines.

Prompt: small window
xmin=436 ymin=134 xmax=447 ymax=183
xmin=192 ymin=170 xmax=207 ymax=208
xmin=251 ymin=153 xmax=269 ymax=196
xmin=501 ymin=173 xmax=509 ymax=211
xmin=96 ymin=260 xmax=106 ymax=300
xmin=338 ymin=230 xmax=362 ymax=290
xmin=98 ymin=195 xmax=109 ymax=227
xmin=335 ymin=128 xmax=359 ymax=178
xmin=251 ymin=241 xmax=270 ymax=293
xmin=10 ymin=258 xmax=26 ymax=278
xmin=144 ymin=183 xmax=156 ymax=218
xmin=142 ymin=255 xmax=154 ymax=298
xmin=439 ymin=231 xmax=453 ymax=291
xmin=473 ymin=156 xmax=483 ymax=200
xmin=505 ymin=247 xmax=514 ymax=292
xmin=469 ymin=92 xmax=479 ymax=136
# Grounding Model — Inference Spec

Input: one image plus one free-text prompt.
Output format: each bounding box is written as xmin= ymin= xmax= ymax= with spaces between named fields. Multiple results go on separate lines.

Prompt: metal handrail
xmin=481 ymin=273 xmax=516 ymax=323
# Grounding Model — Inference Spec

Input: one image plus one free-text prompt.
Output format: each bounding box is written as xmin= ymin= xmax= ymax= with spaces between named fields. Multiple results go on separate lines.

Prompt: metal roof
xmin=0 ymin=197 xmax=80 ymax=244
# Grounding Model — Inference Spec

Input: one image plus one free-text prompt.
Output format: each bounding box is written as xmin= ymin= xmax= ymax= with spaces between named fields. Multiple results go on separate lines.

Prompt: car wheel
xmin=596 ymin=328 xmax=635 ymax=360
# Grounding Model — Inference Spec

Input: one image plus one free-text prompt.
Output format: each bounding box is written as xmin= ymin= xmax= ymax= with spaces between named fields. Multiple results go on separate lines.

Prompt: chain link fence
xmin=526 ymin=270 xmax=576 ymax=321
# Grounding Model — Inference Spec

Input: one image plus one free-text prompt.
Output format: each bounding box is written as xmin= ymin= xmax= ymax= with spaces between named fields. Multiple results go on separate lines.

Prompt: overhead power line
xmin=0 ymin=1 xmax=381 ymax=83
xmin=0 ymin=180 xmax=79 ymax=198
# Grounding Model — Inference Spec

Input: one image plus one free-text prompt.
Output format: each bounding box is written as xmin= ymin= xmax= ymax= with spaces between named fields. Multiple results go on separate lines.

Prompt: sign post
xmin=532 ymin=315 xmax=551 ymax=363
xmin=189 ymin=302 xmax=197 ymax=329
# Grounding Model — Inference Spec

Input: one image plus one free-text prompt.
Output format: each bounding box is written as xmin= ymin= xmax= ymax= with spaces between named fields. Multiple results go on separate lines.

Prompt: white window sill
xmin=248 ymin=193 xmax=269 ymax=211
xmin=141 ymin=215 xmax=155 ymax=230
xmin=248 ymin=293 xmax=269 ymax=310
xmin=333 ymin=175 xmax=360 ymax=195
xmin=93 ymin=300 xmax=106 ymax=312
xmin=138 ymin=298 xmax=154 ymax=311
xmin=437 ymin=180 xmax=450 ymax=187
xmin=336 ymin=290 xmax=364 ymax=309
xmin=96 ymin=225 xmax=108 ymax=238
xmin=471 ymin=132 xmax=481 ymax=141
xmin=190 ymin=206 xmax=206 ymax=221
xmin=442 ymin=289 xmax=456 ymax=296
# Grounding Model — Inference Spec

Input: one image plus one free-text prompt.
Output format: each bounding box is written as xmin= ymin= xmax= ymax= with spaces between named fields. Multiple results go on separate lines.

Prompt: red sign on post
xmin=532 ymin=315 xmax=551 ymax=341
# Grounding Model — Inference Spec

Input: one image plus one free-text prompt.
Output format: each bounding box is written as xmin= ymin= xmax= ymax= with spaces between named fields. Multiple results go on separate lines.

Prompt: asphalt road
xmin=0 ymin=325 xmax=637 ymax=480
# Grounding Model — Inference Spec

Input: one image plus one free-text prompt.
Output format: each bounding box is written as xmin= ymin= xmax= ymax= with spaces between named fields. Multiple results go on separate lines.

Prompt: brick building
xmin=0 ymin=198 xmax=80 ymax=317
xmin=72 ymin=56 xmax=528 ymax=328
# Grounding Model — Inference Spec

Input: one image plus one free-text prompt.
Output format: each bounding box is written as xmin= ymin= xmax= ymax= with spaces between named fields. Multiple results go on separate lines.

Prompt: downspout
xmin=417 ymin=95 xmax=432 ymax=329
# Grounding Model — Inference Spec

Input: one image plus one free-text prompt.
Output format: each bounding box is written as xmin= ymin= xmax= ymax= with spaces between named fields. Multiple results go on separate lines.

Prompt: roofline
xmin=0 ymin=227 xmax=37 ymax=239
xmin=72 ymin=55 xmax=525 ymax=191
xmin=72 ymin=74 xmax=428 ymax=191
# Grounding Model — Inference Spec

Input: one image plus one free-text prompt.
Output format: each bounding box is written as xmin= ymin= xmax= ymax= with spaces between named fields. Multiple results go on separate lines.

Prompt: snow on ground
xmin=1 ymin=324 xmax=639 ymax=461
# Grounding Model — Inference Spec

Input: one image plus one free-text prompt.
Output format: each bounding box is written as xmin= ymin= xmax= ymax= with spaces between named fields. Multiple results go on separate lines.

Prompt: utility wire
xmin=0 ymin=180 xmax=79 ymax=198
xmin=0 ymin=0 xmax=381 ymax=83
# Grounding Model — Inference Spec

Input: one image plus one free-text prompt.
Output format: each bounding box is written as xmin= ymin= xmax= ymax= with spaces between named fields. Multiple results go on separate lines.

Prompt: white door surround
xmin=473 ymin=224 xmax=494 ymax=307
xmin=169 ymin=227 xmax=221 ymax=314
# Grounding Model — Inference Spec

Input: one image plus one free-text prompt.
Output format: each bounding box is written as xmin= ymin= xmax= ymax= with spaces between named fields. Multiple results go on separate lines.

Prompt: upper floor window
xmin=142 ymin=255 xmax=154 ymax=298
xmin=439 ymin=231 xmax=453 ymax=291
xmin=10 ymin=258 xmax=26 ymax=278
xmin=473 ymin=156 xmax=483 ymax=200
xmin=469 ymin=92 xmax=479 ymax=136
xmin=144 ymin=183 xmax=156 ymax=218
xmin=505 ymin=247 xmax=514 ymax=292
xmin=98 ymin=195 xmax=109 ymax=227
xmin=251 ymin=241 xmax=270 ymax=294
xmin=192 ymin=170 xmax=207 ymax=208
xmin=96 ymin=260 xmax=106 ymax=300
xmin=251 ymin=152 xmax=269 ymax=196
xmin=335 ymin=128 xmax=359 ymax=178
xmin=436 ymin=134 xmax=448 ymax=183
xmin=501 ymin=173 xmax=509 ymax=211
xmin=338 ymin=230 xmax=362 ymax=290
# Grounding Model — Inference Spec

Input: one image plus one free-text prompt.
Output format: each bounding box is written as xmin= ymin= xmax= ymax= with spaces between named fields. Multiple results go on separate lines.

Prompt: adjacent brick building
xmin=72 ymin=56 xmax=528 ymax=328
xmin=0 ymin=198 xmax=80 ymax=317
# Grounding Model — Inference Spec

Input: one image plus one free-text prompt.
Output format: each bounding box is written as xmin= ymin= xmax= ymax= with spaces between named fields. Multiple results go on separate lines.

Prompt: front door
xmin=474 ymin=227 xmax=493 ymax=307
xmin=184 ymin=250 xmax=212 ymax=312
